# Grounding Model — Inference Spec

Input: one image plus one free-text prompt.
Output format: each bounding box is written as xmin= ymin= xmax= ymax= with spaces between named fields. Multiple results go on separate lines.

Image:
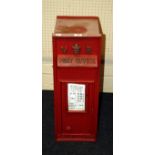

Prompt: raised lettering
xmin=57 ymin=55 xmax=97 ymax=67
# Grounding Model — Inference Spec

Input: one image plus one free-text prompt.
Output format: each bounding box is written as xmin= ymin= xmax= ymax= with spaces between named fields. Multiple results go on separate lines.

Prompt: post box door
xmin=61 ymin=81 xmax=95 ymax=135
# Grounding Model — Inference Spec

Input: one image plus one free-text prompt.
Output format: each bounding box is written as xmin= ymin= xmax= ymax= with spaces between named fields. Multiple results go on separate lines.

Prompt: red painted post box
xmin=52 ymin=16 xmax=103 ymax=142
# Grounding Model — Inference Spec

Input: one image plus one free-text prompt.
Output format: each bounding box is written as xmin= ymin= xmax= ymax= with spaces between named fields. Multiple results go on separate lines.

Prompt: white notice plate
xmin=67 ymin=83 xmax=85 ymax=111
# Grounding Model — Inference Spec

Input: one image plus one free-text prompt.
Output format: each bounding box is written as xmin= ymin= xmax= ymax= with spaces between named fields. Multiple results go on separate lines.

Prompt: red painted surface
xmin=52 ymin=16 xmax=102 ymax=142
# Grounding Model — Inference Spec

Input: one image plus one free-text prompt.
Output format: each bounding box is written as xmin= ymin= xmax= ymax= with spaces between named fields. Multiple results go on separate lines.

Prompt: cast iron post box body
xmin=52 ymin=16 xmax=102 ymax=142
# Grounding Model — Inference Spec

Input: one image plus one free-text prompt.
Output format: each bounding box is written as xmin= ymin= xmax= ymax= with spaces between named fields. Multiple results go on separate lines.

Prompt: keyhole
xmin=66 ymin=126 xmax=71 ymax=131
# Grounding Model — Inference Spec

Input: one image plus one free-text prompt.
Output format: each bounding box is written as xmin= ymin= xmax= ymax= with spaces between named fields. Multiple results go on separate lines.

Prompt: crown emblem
xmin=72 ymin=44 xmax=80 ymax=54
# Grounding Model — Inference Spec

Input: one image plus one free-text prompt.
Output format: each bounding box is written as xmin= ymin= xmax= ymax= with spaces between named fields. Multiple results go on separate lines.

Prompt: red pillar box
xmin=52 ymin=16 xmax=103 ymax=142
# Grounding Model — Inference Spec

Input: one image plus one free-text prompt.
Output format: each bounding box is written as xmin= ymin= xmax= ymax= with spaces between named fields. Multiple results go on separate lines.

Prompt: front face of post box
xmin=52 ymin=16 xmax=102 ymax=142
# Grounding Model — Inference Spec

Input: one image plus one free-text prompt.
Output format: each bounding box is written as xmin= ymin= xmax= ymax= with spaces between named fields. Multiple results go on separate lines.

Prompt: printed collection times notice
xmin=67 ymin=83 xmax=85 ymax=111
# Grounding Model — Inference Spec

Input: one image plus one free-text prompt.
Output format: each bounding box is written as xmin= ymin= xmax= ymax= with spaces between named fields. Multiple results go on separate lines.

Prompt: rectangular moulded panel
xmin=60 ymin=81 xmax=95 ymax=135
xmin=57 ymin=55 xmax=98 ymax=67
